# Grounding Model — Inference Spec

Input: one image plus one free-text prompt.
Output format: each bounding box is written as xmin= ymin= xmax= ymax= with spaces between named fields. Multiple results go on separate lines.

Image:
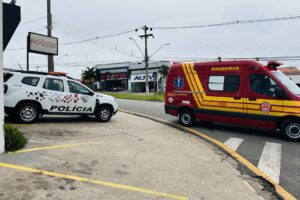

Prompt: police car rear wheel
xmin=96 ymin=106 xmax=112 ymax=122
xmin=16 ymin=103 xmax=40 ymax=123
xmin=179 ymin=109 xmax=195 ymax=127
xmin=280 ymin=119 xmax=300 ymax=141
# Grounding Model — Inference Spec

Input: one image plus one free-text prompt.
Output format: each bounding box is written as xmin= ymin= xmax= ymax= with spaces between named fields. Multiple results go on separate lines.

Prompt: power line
xmin=19 ymin=16 xmax=46 ymax=26
xmin=151 ymin=15 xmax=300 ymax=30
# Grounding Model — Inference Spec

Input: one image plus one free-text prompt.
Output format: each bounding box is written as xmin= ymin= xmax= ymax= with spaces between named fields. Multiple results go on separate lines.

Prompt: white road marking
xmin=257 ymin=142 xmax=282 ymax=184
xmin=224 ymin=137 xmax=244 ymax=151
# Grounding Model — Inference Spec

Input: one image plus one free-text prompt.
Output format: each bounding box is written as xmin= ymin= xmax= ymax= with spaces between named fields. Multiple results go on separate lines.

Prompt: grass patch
xmin=4 ymin=125 xmax=27 ymax=151
xmin=103 ymin=92 xmax=164 ymax=102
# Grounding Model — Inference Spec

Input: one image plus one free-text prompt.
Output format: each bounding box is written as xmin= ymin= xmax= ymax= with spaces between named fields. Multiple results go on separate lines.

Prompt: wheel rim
xmin=286 ymin=123 xmax=300 ymax=139
xmin=20 ymin=106 xmax=36 ymax=122
xmin=181 ymin=113 xmax=191 ymax=125
xmin=100 ymin=108 xmax=110 ymax=120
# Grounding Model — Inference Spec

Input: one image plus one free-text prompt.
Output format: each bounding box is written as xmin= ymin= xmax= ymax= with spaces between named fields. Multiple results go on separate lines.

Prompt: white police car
xmin=4 ymin=70 xmax=118 ymax=123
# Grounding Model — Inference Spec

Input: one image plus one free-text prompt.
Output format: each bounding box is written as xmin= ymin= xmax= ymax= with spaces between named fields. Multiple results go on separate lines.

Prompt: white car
xmin=4 ymin=70 xmax=118 ymax=123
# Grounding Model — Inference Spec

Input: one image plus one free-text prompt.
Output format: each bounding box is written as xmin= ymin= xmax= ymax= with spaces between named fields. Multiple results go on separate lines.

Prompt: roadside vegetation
xmin=4 ymin=125 xmax=27 ymax=151
xmin=103 ymin=92 xmax=165 ymax=102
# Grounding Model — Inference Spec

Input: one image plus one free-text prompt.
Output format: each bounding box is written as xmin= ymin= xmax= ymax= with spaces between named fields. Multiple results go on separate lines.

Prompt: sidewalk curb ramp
xmin=119 ymin=109 xmax=296 ymax=200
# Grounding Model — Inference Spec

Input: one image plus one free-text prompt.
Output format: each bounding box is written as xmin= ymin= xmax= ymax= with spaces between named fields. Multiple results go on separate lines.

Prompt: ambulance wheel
xmin=96 ymin=106 xmax=112 ymax=122
xmin=280 ymin=119 xmax=300 ymax=141
xmin=179 ymin=109 xmax=195 ymax=127
xmin=15 ymin=102 xmax=40 ymax=124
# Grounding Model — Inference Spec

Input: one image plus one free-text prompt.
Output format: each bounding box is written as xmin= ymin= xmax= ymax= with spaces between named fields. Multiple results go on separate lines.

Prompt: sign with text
xmin=28 ymin=32 xmax=58 ymax=55
xmin=131 ymin=74 xmax=160 ymax=83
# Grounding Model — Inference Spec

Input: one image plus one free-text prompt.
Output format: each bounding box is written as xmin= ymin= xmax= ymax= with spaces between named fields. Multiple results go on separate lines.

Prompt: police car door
xmin=42 ymin=77 xmax=69 ymax=113
xmin=66 ymin=80 xmax=95 ymax=114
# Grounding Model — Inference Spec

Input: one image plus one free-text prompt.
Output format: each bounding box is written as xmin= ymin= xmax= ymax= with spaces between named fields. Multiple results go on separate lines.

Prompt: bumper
xmin=4 ymin=107 xmax=14 ymax=115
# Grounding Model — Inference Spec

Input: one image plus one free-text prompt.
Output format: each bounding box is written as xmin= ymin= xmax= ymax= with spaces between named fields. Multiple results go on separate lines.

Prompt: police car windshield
xmin=272 ymin=71 xmax=300 ymax=95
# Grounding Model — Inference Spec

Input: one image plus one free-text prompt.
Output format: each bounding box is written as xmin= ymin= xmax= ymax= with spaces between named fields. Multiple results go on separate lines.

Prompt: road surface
xmin=117 ymin=98 xmax=300 ymax=199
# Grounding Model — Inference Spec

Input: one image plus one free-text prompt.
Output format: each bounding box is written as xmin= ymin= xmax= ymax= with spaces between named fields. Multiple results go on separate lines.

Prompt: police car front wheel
xmin=179 ymin=109 xmax=195 ymax=127
xmin=16 ymin=103 xmax=40 ymax=123
xmin=280 ymin=119 xmax=300 ymax=141
xmin=96 ymin=106 xmax=112 ymax=122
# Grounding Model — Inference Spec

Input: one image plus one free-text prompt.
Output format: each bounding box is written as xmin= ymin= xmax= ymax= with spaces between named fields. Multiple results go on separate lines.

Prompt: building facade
xmin=94 ymin=61 xmax=170 ymax=92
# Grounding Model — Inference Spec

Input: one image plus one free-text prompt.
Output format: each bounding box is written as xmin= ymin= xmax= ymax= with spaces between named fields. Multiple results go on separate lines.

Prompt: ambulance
xmin=164 ymin=60 xmax=300 ymax=141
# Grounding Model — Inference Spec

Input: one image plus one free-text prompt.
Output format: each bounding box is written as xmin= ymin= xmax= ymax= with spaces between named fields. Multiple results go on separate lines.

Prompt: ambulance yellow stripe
xmin=182 ymin=64 xmax=201 ymax=108
xmin=189 ymin=63 xmax=205 ymax=93
xmin=185 ymin=63 xmax=203 ymax=104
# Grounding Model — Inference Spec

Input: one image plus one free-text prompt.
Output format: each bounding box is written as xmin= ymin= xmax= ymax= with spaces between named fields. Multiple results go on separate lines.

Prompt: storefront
xmin=94 ymin=61 xmax=170 ymax=92
xmin=96 ymin=67 xmax=129 ymax=91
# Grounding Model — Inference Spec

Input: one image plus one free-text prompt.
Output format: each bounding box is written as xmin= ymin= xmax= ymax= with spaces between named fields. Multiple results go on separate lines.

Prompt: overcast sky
xmin=4 ymin=0 xmax=300 ymax=78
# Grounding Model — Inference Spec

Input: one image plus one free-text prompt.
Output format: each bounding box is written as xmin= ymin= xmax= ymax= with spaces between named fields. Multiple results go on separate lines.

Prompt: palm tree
xmin=158 ymin=65 xmax=169 ymax=78
xmin=82 ymin=67 xmax=96 ymax=83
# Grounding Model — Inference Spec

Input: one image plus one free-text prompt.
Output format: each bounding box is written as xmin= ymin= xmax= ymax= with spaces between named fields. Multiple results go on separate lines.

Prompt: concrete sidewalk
xmin=0 ymin=112 xmax=274 ymax=200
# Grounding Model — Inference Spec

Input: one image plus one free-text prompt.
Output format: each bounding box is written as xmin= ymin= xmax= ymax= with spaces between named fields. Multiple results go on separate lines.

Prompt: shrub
xmin=4 ymin=125 xmax=27 ymax=151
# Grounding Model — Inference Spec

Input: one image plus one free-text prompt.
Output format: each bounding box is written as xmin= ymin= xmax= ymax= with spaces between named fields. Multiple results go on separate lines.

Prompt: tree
xmin=158 ymin=65 xmax=169 ymax=78
xmin=82 ymin=67 xmax=96 ymax=83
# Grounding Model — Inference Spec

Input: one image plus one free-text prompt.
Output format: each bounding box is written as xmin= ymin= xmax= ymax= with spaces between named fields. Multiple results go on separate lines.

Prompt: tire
xmin=95 ymin=106 xmax=112 ymax=122
xmin=280 ymin=119 xmax=300 ymax=141
xmin=15 ymin=102 xmax=40 ymax=124
xmin=179 ymin=109 xmax=195 ymax=127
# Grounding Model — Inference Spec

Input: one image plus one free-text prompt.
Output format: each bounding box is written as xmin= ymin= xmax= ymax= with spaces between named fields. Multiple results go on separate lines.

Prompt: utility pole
xmin=0 ymin=0 xmax=5 ymax=153
xmin=139 ymin=25 xmax=153 ymax=95
xmin=47 ymin=0 xmax=54 ymax=72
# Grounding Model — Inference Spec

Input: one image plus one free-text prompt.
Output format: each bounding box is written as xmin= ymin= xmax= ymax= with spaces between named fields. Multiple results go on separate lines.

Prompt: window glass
xmin=21 ymin=77 xmax=40 ymax=86
xmin=250 ymin=74 xmax=280 ymax=97
xmin=208 ymin=75 xmax=240 ymax=92
xmin=68 ymin=81 xmax=92 ymax=95
xmin=271 ymin=71 xmax=300 ymax=95
xmin=43 ymin=78 xmax=64 ymax=92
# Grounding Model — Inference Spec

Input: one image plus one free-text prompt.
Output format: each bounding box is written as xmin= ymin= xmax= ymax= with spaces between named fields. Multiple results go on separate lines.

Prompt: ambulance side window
xmin=43 ymin=78 xmax=64 ymax=92
xmin=208 ymin=75 xmax=240 ymax=92
xmin=250 ymin=74 xmax=281 ymax=98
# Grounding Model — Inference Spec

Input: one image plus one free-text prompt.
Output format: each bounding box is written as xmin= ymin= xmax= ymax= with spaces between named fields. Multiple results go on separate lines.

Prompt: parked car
xmin=4 ymin=70 xmax=118 ymax=123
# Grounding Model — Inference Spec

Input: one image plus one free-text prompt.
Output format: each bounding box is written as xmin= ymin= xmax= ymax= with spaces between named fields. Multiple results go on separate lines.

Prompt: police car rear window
xmin=22 ymin=77 xmax=40 ymax=86
xmin=4 ymin=73 xmax=13 ymax=82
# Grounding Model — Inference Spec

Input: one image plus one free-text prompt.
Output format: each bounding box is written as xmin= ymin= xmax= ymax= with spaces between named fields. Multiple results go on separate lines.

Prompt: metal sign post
xmin=0 ymin=0 xmax=5 ymax=153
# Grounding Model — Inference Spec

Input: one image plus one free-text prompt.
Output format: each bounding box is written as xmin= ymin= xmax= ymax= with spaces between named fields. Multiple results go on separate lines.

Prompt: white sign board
xmin=28 ymin=32 xmax=58 ymax=55
xmin=131 ymin=74 xmax=160 ymax=83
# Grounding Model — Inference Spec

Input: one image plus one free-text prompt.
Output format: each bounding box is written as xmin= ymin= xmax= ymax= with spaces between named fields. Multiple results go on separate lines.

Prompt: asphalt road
xmin=117 ymin=98 xmax=300 ymax=199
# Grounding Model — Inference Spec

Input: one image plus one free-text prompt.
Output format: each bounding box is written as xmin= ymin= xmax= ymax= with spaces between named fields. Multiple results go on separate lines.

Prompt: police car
xmin=3 ymin=70 xmax=118 ymax=123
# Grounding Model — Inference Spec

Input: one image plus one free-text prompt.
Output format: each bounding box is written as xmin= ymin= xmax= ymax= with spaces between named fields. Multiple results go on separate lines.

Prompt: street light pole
xmin=139 ymin=25 xmax=153 ymax=95
xmin=55 ymin=54 xmax=68 ymax=63
xmin=149 ymin=43 xmax=170 ymax=59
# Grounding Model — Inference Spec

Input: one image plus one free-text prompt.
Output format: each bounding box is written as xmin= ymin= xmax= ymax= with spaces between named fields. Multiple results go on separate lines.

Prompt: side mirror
xmin=274 ymin=87 xmax=286 ymax=99
xmin=89 ymin=91 xmax=95 ymax=96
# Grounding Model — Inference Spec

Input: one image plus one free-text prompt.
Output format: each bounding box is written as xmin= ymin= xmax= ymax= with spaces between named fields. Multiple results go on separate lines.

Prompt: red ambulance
xmin=164 ymin=60 xmax=300 ymax=141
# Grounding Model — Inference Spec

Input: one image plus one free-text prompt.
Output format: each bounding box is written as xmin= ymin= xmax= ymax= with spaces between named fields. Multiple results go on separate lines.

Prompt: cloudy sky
xmin=4 ymin=0 xmax=300 ymax=78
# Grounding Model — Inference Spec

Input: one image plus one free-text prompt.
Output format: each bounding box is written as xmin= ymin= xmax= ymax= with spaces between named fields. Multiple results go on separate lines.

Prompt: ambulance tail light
xmin=4 ymin=84 xmax=8 ymax=94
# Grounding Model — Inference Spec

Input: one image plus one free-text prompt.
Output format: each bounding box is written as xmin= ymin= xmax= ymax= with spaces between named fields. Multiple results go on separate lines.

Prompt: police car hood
xmin=95 ymin=93 xmax=114 ymax=100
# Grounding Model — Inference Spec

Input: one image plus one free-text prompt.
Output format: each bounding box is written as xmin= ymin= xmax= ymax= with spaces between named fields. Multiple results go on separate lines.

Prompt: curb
xmin=119 ymin=109 xmax=296 ymax=200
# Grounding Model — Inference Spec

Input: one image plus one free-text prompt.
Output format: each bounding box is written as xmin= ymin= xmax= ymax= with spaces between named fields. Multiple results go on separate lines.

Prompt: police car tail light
xmin=4 ymin=84 xmax=8 ymax=94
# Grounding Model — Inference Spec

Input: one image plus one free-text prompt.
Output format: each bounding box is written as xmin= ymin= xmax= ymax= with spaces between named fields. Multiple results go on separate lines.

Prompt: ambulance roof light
xmin=267 ymin=61 xmax=282 ymax=69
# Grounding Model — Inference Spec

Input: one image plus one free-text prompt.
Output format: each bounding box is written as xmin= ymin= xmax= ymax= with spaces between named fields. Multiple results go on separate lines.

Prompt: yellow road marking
xmin=11 ymin=141 xmax=103 ymax=154
xmin=0 ymin=162 xmax=188 ymax=200
xmin=119 ymin=109 xmax=297 ymax=200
